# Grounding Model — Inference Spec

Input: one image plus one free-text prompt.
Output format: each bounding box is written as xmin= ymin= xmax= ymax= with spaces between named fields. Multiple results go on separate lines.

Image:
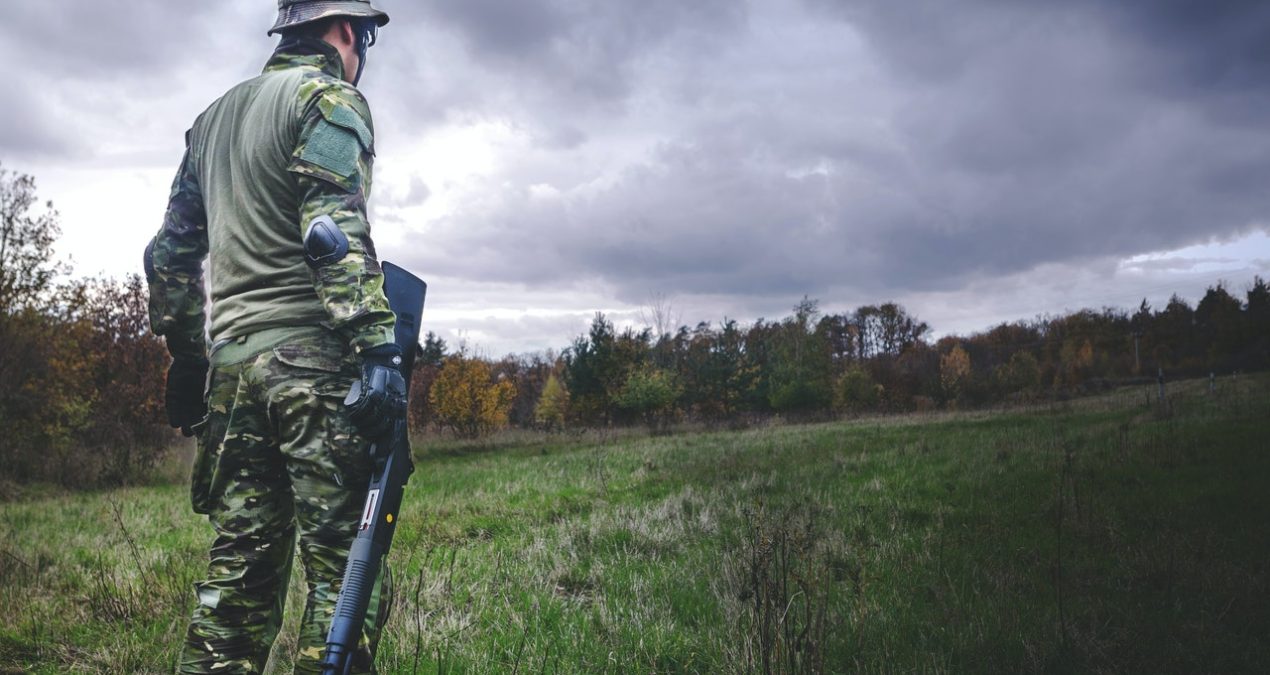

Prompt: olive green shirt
xmin=145 ymin=38 xmax=395 ymax=359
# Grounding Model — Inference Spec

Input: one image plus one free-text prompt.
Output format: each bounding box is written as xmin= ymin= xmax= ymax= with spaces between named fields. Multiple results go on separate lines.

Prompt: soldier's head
xmin=268 ymin=0 xmax=390 ymax=85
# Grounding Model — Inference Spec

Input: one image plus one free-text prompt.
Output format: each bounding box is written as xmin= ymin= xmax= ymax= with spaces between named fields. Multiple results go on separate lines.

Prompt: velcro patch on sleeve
xmin=323 ymin=103 xmax=373 ymax=151
xmin=298 ymin=119 xmax=362 ymax=186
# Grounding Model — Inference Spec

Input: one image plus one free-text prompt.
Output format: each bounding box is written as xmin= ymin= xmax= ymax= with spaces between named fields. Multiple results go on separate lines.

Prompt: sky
xmin=3 ymin=0 xmax=1269 ymax=355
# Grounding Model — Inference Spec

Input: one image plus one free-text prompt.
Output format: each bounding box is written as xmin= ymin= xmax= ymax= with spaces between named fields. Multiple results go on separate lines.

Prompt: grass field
xmin=2 ymin=375 xmax=1268 ymax=673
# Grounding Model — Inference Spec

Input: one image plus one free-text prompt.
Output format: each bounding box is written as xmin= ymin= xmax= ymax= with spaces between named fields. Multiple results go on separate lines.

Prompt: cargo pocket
xmin=188 ymin=416 xmax=216 ymax=515
xmin=272 ymin=339 xmax=353 ymax=406
xmin=319 ymin=387 xmax=371 ymax=488
xmin=272 ymin=340 xmax=367 ymax=486
xmin=191 ymin=365 xmax=232 ymax=516
xmin=273 ymin=343 xmax=344 ymax=374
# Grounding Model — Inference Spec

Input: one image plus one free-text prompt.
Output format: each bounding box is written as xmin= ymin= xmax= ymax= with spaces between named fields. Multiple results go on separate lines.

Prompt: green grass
xmin=2 ymin=376 xmax=1268 ymax=673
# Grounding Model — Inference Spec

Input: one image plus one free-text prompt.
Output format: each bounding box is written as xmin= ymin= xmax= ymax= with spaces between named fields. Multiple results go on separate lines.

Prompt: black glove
xmin=166 ymin=355 xmax=209 ymax=436
xmin=345 ymin=343 xmax=407 ymax=441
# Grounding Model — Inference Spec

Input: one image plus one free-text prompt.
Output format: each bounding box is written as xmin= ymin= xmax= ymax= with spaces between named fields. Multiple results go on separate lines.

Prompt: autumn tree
xmin=534 ymin=372 xmax=569 ymax=430
xmin=891 ymin=342 xmax=940 ymax=410
xmin=994 ymin=350 xmax=1041 ymax=399
xmin=0 ymin=165 xmax=75 ymax=481
xmin=73 ymin=275 xmax=169 ymax=483
xmin=492 ymin=352 xmax=557 ymax=427
xmin=0 ymin=164 xmax=65 ymax=437
xmin=940 ymin=344 xmax=972 ymax=406
xmin=429 ymin=353 xmax=516 ymax=438
xmin=1058 ymin=338 xmax=1095 ymax=388
xmin=1 ymin=273 xmax=169 ymax=484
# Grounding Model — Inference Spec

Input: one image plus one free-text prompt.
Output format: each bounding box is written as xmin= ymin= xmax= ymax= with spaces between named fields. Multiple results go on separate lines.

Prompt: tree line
xmin=3 ymin=163 xmax=1268 ymax=487
xmin=420 ymin=279 xmax=1268 ymax=437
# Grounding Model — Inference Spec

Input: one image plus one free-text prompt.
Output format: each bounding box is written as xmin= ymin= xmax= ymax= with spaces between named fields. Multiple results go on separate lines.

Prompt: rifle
xmin=322 ymin=261 xmax=427 ymax=675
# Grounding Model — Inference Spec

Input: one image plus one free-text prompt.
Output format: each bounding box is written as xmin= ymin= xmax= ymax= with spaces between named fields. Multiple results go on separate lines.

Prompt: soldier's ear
xmin=336 ymin=18 xmax=356 ymax=49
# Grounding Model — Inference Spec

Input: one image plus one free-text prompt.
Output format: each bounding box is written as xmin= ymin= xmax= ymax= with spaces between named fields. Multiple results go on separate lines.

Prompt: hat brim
xmin=268 ymin=2 xmax=390 ymax=36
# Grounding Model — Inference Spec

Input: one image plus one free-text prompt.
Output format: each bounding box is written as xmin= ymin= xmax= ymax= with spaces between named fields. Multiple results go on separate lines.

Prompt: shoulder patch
xmin=320 ymin=99 xmax=373 ymax=151
xmin=291 ymin=78 xmax=375 ymax=192
xmin=298 ymin=119 xmax=362 ymax=189
xmin=315 ymin=85 xmax=374 ymax=152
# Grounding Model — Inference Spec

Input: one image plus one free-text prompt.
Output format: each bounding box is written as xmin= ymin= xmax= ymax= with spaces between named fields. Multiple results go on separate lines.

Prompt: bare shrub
xmin=728 ymin=501 xmax=841 ymax=674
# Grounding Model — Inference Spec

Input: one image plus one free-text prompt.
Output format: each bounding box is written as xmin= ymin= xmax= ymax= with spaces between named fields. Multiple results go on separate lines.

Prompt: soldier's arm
xmin=144 ymin=142 xmax=209 ymax=360
xmin=290 ymin=82 xmax=395 ymax=355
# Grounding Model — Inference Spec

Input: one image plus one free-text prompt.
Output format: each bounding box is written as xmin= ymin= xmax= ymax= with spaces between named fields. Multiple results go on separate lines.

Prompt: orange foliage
xmin=428 ymin=353 xmax=517 ymax=438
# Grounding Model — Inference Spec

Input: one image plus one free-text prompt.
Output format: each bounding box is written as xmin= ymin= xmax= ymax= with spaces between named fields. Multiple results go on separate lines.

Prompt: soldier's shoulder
xmin=196 ymin=71 xmax=283 ymax=125
xmin=187 ymin=77 xmax=252 ymax=146
xmin=296 ymin=70 xmax=372 ymax=124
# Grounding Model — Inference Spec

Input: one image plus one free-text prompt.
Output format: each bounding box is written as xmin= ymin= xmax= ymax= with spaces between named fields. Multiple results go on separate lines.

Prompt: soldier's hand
xmin=166 ymin=356 xmax=209 ymax=436
xmin=345 ymin=344 xmax=407 ymax=441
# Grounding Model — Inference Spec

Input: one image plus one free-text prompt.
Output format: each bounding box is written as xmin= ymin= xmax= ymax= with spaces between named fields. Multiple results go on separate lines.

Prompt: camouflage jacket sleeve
xmin=144 ymin=143 xmax=209 ymax=360
xmin=289 ymin=80 xmax=395 ymax=355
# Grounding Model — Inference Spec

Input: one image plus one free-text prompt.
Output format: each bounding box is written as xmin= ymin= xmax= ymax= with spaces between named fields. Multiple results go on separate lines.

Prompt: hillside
xmin=2 ymin=376 xmax=1267 ymax=673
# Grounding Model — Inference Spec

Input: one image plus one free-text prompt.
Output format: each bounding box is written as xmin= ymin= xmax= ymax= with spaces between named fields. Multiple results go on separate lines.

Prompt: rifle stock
xmin=322 ymin=262 xmax=427 ymax=675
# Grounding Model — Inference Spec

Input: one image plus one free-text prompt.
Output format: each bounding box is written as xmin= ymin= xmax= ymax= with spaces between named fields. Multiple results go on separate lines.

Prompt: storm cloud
xmin=397 ymin=0 xmax=1270 ymax=302
xmin=3 ymin=0 xmax=1269 ymax=353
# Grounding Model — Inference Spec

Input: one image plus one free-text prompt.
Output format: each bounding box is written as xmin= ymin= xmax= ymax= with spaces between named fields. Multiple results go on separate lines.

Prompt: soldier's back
xmin=188 ymin=65 xmax=335 ymax=341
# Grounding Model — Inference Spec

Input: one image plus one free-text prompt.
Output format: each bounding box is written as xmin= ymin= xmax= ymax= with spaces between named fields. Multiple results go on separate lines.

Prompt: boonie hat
xmin=268 ymin=0 xmax=390 ymax=36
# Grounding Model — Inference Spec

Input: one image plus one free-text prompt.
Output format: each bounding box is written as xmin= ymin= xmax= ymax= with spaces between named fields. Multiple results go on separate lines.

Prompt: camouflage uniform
xmin=145 ymin=33 xmax=394 ymax=674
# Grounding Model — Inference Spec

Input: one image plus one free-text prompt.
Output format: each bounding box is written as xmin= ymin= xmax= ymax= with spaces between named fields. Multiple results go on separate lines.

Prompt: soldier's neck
xmin=264 ymin=37 xmax=345 ymax=81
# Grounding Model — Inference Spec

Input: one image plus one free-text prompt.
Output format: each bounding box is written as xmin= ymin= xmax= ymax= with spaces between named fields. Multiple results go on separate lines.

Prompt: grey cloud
xmin=537 ymin=125 xmax=588 ymax=151
xmin=2 ymin=1 xmax=259 ymax=78
xmin=402 ymin=176 xmax=432 ymax=207
xmin=9 ymin=0 xmax=1270 ymax=355
xmin=1101 ymin=0 xmax=1270 ymax=94
xmin=0 ymin=97 xmax=71 ymax=159
xmin=393 ymin=0 xmax=1270 ymax=313
xmin=417 ymin=0 xmax=568 ymax=60
xmin=1 ymin=0 xmax=274 ymax=162
xmin=381 ymin=0 xmax=746 ymax=116
xmin=808 ymin=0 xmax=1270 ymax=89
xmin=814 ymin=0 xmax=1270 ymax=128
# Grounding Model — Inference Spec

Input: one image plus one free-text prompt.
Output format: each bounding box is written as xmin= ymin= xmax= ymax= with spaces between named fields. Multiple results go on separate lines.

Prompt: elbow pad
xmin=303 ymin=215 xmax=350 ymax=268
xmin=143 ymin=238 xmax=157 ymax=283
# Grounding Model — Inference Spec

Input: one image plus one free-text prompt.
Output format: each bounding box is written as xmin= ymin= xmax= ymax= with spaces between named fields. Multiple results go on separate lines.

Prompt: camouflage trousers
xmin=179 ymin=327 xmax=391 ymax=674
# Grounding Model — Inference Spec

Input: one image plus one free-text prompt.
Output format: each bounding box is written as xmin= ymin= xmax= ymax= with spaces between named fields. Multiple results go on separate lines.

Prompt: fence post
xmin=1157 ymin=367 xmax=1166 ymax=404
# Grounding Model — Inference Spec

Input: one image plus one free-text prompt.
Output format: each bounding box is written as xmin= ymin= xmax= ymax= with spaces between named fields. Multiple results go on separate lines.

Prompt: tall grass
xmin=2 ymin=375 xmax=1267 ymax=673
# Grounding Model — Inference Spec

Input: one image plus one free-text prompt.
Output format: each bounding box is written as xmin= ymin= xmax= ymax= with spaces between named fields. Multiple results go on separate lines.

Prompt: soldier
xmin=143 ymin=1 xmax=404 ymax=672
